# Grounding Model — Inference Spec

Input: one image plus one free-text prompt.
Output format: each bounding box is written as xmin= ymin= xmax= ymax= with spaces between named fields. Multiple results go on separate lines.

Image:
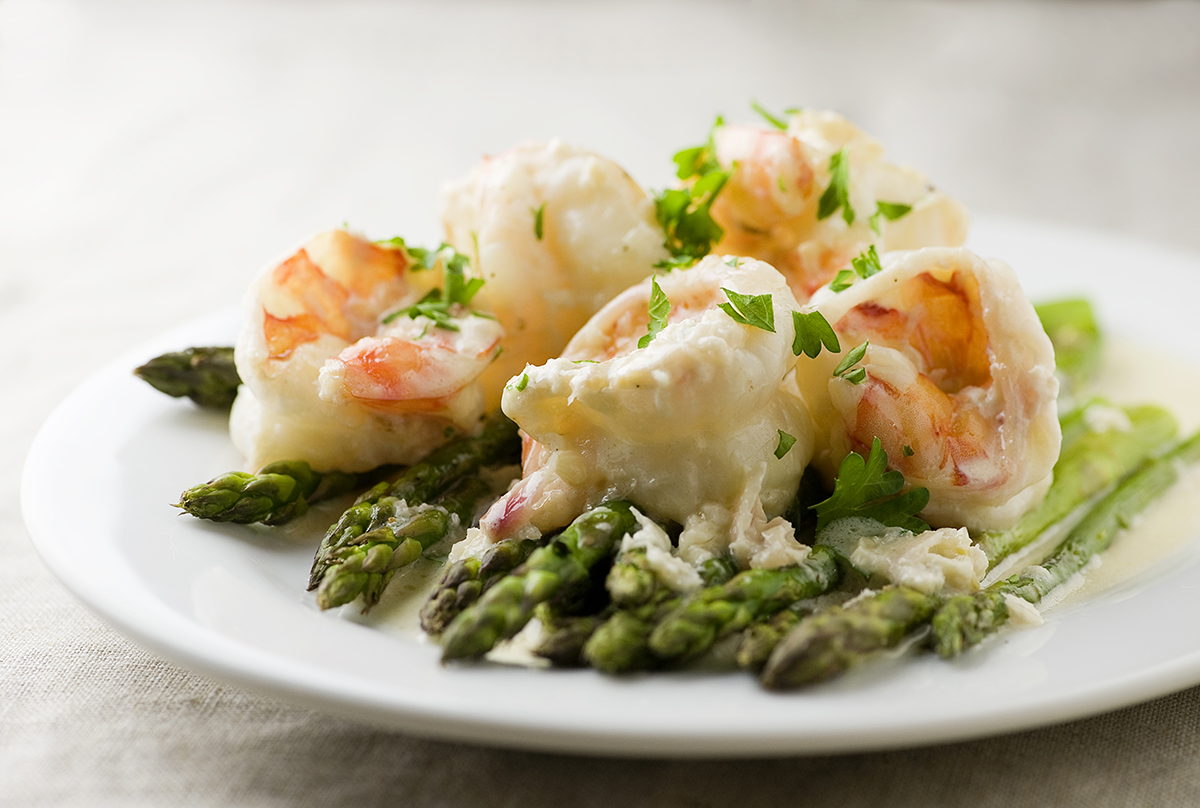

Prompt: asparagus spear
xmin=440 ymin=501 xmax=638 ymax=661
xmin=419 ymin=536 xmax=541 ymax=635
xmin=315 ymin=475 xmax=494 ymax=611
xmin=579 ymin=555 xmax=739 ymax=673
xmin=177 ymin=460 xmax=360 ymax=526
xmin=532 ymin=608 xmax=606 ymax=667
xmin=736 ymin=601 xmax=818 ymax=672
xmin=976 ymin=403 xmax=1177 ymax=567
xmin=1035 ymin=297 xmax=1102 ymax=392
xmin=760 ymin=585 xmax=940 ymax=689
xmin=134 ymin=346 xmax=241 ymax=409
xmin=934 ymin=428 xmax=1200 ymax=658
xmin=308 ymin=411 xmax=520 ymax=590
xmin=646 ymin=546 xmax=843 ymax=662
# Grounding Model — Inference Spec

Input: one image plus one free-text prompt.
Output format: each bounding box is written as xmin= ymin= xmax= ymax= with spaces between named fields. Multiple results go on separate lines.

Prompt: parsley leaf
xmin=774 ymin=430 xmax=797 ymax=459
xmin=638 ymin=277 xmax=671 ymax=349
xmin=655 ymin=117 xmax=729 ymax=267
xmin=829 ymin=269 xmax=856 ymax=293
xmin=533 ymin=202 xmax=546 ymax=241
xmin=792 ymin=310 xmax=840 ymax=358
xmin=381 ymin=243 xmax=484 ymax=332
xmin=868 ymin=200 xmax=913 ymax=234
xmin=850 ymin=244 xmax=883 ymax=279
xmin=833 ymin=340 xmax=869 ymax=384
xmin=718 ymin=288 xmax=775 ymax=332
xmin=752 ymin=100 xmax=790 ymax=131
xmin=816 ymin=149 xmax=854 ymax=226
xmin=810 ymin=437 xmax=930 ymax=532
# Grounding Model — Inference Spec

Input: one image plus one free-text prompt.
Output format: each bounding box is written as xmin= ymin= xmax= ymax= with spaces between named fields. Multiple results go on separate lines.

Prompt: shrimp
xmin=441 ymin=139 xmax=669 ymax=403
xmin=230 ymin=229 xmax=503 ymax=473
xmin=707 ymin=110 xmax=970 ymax=301
xmin=456 ymin=255 xmax=816 ymax=571
xmin=792 ymin=247 xmax=1061 ymax=532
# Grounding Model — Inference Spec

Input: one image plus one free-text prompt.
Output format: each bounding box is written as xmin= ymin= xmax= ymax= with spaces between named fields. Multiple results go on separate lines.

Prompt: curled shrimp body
xmin=442 ymin=139 xmax=669 ymax=402
xmin=793 ymin=247 xmax=1060 ymax=532
xmin=708 ymin=110 xmax=970 ymax=302
xmin=458 ymin=256 xmax=816 ymax=571
xmin=231 ymin=229 xmax=503 ymax=472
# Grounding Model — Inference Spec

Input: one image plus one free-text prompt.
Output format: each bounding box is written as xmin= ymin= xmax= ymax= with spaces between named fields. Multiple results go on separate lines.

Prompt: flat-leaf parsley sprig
xmin=638 ymin=277 xmax=671 ymax=349
xmin=381 ymin=242 xmax=487 ymax=332
xmin=655 ymin=118 xmax=730 ymax=269
xmin=718 ymin=288 xmax=775 ymax=332
xmin=811 ymin=437 xmax=931 ymax=533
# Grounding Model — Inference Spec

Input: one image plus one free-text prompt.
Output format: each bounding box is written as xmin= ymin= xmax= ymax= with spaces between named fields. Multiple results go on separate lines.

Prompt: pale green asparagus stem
xmin=934 ymin=428 xmax=1200 ymax=658
xmin=977 ymin=403 xmax=1177 ymax=567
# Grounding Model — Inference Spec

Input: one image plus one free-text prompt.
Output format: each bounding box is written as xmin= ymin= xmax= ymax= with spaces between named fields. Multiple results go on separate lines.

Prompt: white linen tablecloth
xmin=4 ymin=1 xmax=1200 ymax=804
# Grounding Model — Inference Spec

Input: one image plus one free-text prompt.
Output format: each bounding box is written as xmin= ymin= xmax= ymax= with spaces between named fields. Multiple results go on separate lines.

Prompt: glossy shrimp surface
xmin=231 ymin=229 xmax=503 ymax=472
xmin=793 ymin=247 xmax=1061 ymax=531
xmin=457 ymin=255 xmax=816 ymax=570
xmin=709 ymin=110 xmax=970 ymax=301
xmin=441 ymin=139 xmax=668 ymax=401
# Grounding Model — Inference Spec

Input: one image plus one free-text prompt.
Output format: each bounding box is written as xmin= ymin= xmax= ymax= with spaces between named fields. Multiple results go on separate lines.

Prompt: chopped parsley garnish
xmin=752 ymin=101 xmax=789 ymax=131
xmin=718 ymin=288 xmax=775 ymax=332
xmin=832 ymin=340 xmax=869 ymax=384
xmin=507 ymin=372 xmax=529 ymax=392
xmin=376 ymin=236 xmax=442 ymax=272
xmin=638 ymin=277 xmax=671 ymax=349
xmin=654 ymin=117 xmax=730 ymax=268
xmin=829 ymin=269 xmax=857 ymax=293
xmin=830 ymin=245 xmax=883 ymax=292
xmin=791 ymin=310 xmax=840 ymax=358
xmin=868 ymin=200 xmax=913 ymax=235
xmin=851 ymin=244 xmax=883 ymax=279
xmin=902 ymin=444 xmax=915 ymax=457
xmin=816 ymin=149 xmax=854 ymax=226
xmin=381 ymin=243 xmax=484 ymax=332
xmin=810 ymin=437 xmax=930 ymax=532
xmin=774 ymin=430 xmax=797 ymax=459
xmin=533 ymin=202 xmax=546 ymax=241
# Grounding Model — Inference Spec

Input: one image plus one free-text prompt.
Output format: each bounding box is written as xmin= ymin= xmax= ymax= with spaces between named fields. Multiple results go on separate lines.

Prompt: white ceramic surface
xmin=23 ymin=218 xmax=1200 ymax=757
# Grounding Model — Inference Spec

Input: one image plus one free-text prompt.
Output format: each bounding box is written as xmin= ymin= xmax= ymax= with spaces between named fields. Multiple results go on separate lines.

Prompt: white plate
xmin=22 ymin=218 xmax=1200 ymax=757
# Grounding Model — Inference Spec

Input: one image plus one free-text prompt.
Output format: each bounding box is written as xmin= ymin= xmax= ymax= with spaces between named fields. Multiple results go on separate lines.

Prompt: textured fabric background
xmin=4 ymin=1 xmax=1200 ymax=805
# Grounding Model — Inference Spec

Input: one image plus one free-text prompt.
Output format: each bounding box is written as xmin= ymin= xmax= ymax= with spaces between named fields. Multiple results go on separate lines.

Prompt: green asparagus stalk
xmin=440 ymin=501 xmax=638 ymax=661
xmin=315 ymin=475 xmax=494 ymax=611
xmin=760 ymin=585 xmax=940 ymax=689
xmin=1035 ymin=297 xmax=1102 ymax=392
xmin=177 ymin=460 xmax=360 ymax=525
xmin=419 ymin=536 xmax=541 ymax=635
xmin=605 ymin=546 xmax=658 ymax=608
xmin=977 ymin=403 xmax=1177 ymax=567
xmin=934 ymin=428 xmax=1200 ymax=658
xmin=308 ymin=411 xmax=520 ymax=590
xmin=134 ymin=346 xmax=241 ymax=409
xmin=532 ymin=608 xmax=606 ymax=667
xmin=646 ymin=545 xmax=843 ymax=662
xmin=579 ymin=556 xmax=740 ymax=674
xmin=736 ymin=601 xmax=819 ymax=672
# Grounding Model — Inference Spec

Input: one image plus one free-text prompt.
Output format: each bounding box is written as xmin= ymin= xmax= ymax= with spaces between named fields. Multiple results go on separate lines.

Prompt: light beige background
xmin=4 ymin=1 xmax=1200 ymax=805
